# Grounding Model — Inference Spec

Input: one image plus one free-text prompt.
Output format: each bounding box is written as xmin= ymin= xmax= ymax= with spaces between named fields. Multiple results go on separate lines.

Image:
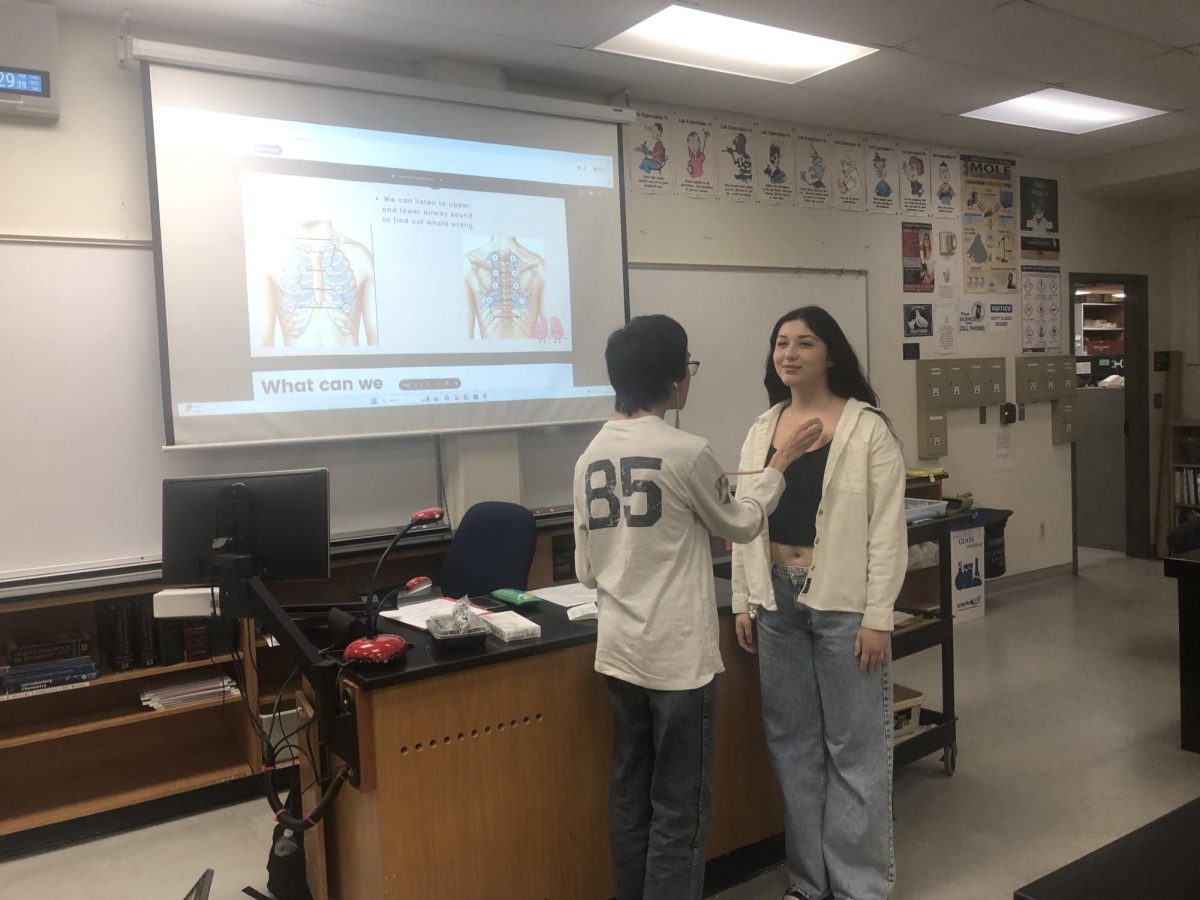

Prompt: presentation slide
xmin=145 ymin=65 xmax=626 ymax=446
xmin=241 ymin=173 xmax=572 ymax=356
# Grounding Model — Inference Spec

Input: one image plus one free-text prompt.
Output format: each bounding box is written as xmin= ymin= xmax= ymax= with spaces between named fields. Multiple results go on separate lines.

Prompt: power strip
xmin=153 ymin=586 xmax=220 ymax=618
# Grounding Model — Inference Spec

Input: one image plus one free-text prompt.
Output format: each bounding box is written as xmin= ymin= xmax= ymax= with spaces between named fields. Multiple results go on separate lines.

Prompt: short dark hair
xmin=606 ymin=315 xmax=688 ymax=416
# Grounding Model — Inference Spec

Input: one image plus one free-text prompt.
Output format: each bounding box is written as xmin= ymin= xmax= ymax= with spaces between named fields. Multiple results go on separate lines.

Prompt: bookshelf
xmin=0 ymin=521 xmax=576 ymax=840
xmin=1073 ymin=289 xmax=1126 ymax=359
xmin=1171 ymin=421 xmax=1200 ymax=530
xmin=0 ymin=584 xmax=262 ymax=837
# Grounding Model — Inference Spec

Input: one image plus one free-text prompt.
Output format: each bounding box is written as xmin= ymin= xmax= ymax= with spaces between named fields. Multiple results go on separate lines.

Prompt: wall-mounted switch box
xmin=966 ymin=360 xmax=987 ymax=405
xmin=918 ymin=409 xmax=948 ymax=458
xmin=945 ymin=362 xmax=967 ymax=407
xmin=1042 ymin=359 xmax=1060 ymax=398
xmin=1051 ymin=399 xmax=1076 ymax=444
xmin=1015 ymin=358 xmax=1045 ymax=403
xmin=916 ymin=361 xmax=948 ymax=409
xmin=986 ymin=358 xmax=1007 ymax=403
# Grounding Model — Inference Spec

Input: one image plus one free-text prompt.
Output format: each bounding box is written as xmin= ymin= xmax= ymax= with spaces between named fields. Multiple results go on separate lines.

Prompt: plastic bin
xmin=904 ymin=497 xmax=949 ymax=524
xmin=976 ymin=507 xmax=1013 ymax=578
xmin=947 ymin=507 xmax=1012 ymax=578
xmin=893 ymin=684 xmax=924 ymax=739
xmin=259 ymin=702 xmax=300 ymax=763
xmin=427 ymin=612 xmax=490 ymax=649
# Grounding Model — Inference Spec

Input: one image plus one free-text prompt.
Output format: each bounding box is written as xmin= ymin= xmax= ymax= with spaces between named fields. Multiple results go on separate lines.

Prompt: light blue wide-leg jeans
xmin=755 ymin=563 xmax=895 ymax=900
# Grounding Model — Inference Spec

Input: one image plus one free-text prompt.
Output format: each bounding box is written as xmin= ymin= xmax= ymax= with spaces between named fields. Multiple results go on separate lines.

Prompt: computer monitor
xmin=161 ymin=468 xmax=330 ymax=587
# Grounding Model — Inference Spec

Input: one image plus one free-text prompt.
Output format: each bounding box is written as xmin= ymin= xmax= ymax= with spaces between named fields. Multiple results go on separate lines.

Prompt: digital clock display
xmin=0 ymin=66 xmax=50 ymax=97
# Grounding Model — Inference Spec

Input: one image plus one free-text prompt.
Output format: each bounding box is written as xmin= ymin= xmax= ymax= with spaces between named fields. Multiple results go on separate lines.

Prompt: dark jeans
xmin=605 ymin=674 xmax=719 ymax=900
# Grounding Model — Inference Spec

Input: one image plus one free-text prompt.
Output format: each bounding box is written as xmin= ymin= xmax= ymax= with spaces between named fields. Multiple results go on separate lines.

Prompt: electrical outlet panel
xmin=918 ymin=409 xmax=948 ymax=458
xmin=1051 ymin=399 xmax=1076 ymax=444
xmin=1015 ymin=358 xmax=1045 ymax=403
xmin=915 ymin=361 xmax=948 ymax=409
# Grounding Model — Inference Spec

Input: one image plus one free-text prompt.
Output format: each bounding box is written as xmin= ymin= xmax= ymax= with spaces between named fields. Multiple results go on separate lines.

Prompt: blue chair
xmin=439 ymin=501 xmax=537 ymax=599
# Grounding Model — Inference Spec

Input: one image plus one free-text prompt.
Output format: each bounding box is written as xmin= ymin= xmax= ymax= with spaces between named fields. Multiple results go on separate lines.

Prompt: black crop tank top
xmin=764 ymin=441 xmax=830 ymax=547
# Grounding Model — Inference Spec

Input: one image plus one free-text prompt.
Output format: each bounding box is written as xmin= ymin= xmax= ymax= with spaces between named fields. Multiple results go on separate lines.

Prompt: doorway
xmin=1068 ymin=273 xmax=1151 ymax=569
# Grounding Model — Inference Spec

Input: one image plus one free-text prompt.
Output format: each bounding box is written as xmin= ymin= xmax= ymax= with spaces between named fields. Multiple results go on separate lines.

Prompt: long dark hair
xmin=764 ymin=306 xmax=878 ymax=408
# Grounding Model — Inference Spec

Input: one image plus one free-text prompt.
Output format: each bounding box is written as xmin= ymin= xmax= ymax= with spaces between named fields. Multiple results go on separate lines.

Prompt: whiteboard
xmin=0 ymin=243 xmax=440 ymax=583
xmin=628 ymin=266 xmax=869 ymax=471
xmin=0 ymin=247 xmax=866 ymax=582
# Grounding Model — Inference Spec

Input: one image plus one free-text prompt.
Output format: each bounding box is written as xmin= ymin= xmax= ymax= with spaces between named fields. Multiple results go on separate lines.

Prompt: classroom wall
xmin=1 ymin=12 xmax=1179 ymax=578
xmin=627 ymin=176 xmax=1172 ymax=573
xmin=1167 ymin=208 xmax=1200 ymax=420
xmin=0 ymin=13 xmax=148 ymax=240
xmin=1065 ymin=188 xmax=1173 ymax=552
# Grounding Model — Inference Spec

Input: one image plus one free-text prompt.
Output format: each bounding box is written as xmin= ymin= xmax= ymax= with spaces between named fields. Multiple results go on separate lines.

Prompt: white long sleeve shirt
xmin=573 ymin=416 xmax=784 ymax=690
xmin=731 ymin=399 xmax=908 ymax=631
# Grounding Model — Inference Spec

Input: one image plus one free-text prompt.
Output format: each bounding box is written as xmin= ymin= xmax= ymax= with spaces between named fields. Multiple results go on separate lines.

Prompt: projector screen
xmin=143 ymin=63 xmax=626 ymax=446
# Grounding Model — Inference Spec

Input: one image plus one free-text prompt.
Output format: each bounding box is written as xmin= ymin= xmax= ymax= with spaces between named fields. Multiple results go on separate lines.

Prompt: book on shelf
xmin=183 ymin=619 xmax=211 ymax=661
xmin=1175 ymin=468 xmax=1200 ymax=507
xmin=4 ymin=665 xmax=99 ymax=694
xmin=156 ymin=618 xmax=186 ymax=667
xmin=0 ymin=680 xmax=94 ymax=701
xmin=0 ymin=653 xmax=96 ymax=679
xmin=134 ymin=596 xmax=159 ymax=667
xmin=5 ymin=630 xmax=92 ymax=667
xmin=98 ymin=598 xmax=136 ymax=672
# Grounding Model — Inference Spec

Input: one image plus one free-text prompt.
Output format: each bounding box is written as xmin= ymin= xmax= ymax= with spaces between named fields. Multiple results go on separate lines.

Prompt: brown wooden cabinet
xmin=0 ymin=585 xmax=258 ymax=836
xmin=0 ymin=522 xmax=576 ymax=839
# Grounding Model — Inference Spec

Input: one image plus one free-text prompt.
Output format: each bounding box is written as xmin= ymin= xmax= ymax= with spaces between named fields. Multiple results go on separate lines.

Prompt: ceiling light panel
xmin=595 ymin=5 xmax=876 ymax=84
xmin=962 ymin=88 xmax=1165 ymax=134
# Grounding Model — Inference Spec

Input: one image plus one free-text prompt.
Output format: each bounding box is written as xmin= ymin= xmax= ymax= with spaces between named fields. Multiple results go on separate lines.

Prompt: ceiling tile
xmin=887 ymin=113 xmax=1059 ymax=155
xmin=900 ymin=1 xmax=1167 ymax=84
xmin=294 ymin=0 xmax=663 ymax=49
xmin=1036 ymin=0 xmax=1200 ymax=49
xmin=1024 ymin=133 xmax=1128 ymax=161
xmin=1092 ymin=110 xmax=1200 ymax=148
xmin=282 ymin=1 xmax=584 ymax=69
xmin=1066 ymin=50 xmax=1200 ymax=111
xmin=799 ymin=49 xmax=1044 ymax=115
xmin=737 ymin=87 xmax=944 ymax=138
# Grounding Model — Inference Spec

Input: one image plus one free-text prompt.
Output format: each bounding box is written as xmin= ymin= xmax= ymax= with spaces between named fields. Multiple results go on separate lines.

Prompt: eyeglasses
xmin=687 ymin=360 xmax=701 ymax=376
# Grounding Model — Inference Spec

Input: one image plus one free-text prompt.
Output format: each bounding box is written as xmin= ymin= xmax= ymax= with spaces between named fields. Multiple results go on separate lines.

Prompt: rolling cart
xmin=892 ymin=510 xmax=978 ymax=775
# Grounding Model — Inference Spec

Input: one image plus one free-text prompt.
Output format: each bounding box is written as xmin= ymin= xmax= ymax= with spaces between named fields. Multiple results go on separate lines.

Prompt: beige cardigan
xmin=730 ymin=398 xmax=907 ymax=631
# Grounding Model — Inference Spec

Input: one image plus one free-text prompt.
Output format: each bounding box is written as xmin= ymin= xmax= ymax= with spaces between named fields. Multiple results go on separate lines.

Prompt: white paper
xmin=534 ymin=582 xmax=600 ymax=608
xmin=899 ymin=147 xmax=931 ymax=216
xmin=716 ymin=117 xmax=758 ymax=202
xmin=867 ymin=143 xmax=897 ymax=214
xmin=995 ymin=429 xmax=1014 ymax=471
xmin=1020 ymin=265 xmax=1063 ymax=352
xmin=795 ymin=133 xmax=834 ymax=208
xmin=757 ymin=122 xmax=796 ymax=204
xmin=935 ymin=299 xmax=957 ymax=355
xmin=381 ymin=597 xmax=492 ymax=630
xmin=931 ymin=150 xmax=960 ymax=219
xmin=831 ymin=136 xmax=867 ymax=211
xmin=935 ymin=248 xmax=959 ymax=354
xmin=674 ymin=113 xmax=718 ymax=200
xmin=627 ymin=110 xmax=674 ymax=195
